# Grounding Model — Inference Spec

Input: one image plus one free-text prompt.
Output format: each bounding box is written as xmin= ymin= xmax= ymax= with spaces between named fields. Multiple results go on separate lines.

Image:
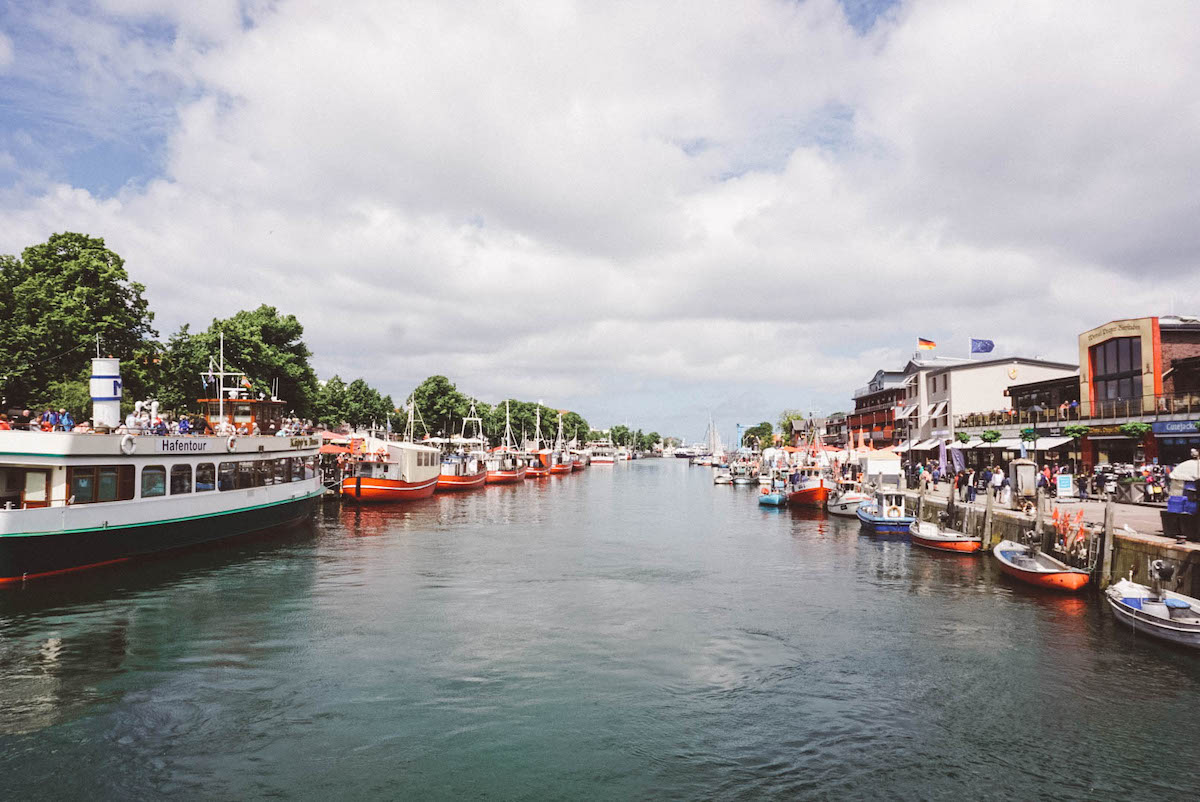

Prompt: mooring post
xmin=918 ymin=480 xmax=925 ymax=521
xmin=1034 ymin=487 xmax=1045 ymax=548
xmin=983 ymin=485 xmax=995 ymax=551
xmin=1100 ymin=492 xmax=1116 ymax=589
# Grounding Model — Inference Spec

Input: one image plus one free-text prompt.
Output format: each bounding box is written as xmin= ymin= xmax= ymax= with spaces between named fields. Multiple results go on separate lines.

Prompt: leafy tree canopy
xmin=743 ymin=421 xmax=773 ymax=447
xmin=1063 ymin=425 xmax=1091 ymax=440
xmin=777 ymin=409 xmax=805 ymax=433
xmin=0 ymin=232 xmax=155 ymax=407
xmin=980 ymin=430 xmax=1002 ymax=443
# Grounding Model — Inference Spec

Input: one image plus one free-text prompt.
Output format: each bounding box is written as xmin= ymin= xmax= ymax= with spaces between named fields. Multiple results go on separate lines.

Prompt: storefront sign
xmin=1087 ymin=425 xmax=1123 ymax=436
xmin=1152 ymin=421 xmax=1200 ymax=435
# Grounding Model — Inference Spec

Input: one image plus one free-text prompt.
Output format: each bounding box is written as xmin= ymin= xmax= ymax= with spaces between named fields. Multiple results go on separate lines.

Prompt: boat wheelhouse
xmin=0 ymin=357 xmax=322 ymax=583
xmin=855 ymin=488 xmax=915 ymax=533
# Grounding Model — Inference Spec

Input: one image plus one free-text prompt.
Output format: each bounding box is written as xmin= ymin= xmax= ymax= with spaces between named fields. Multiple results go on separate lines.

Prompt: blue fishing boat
xmin=855 ymin=489 xmax=915 ymax=533
xmin=758 ymin=490 xmax=787 ymax=507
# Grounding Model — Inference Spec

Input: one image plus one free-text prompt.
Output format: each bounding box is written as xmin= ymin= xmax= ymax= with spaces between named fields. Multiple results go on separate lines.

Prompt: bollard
xmin=1034 ymin=487 xmax=1047 ymax=550
xmin=1100 ymin=493 xmax=1116 ymax=589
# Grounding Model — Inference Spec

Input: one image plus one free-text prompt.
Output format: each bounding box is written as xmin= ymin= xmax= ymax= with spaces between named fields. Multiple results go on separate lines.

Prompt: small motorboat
xmin=855 ymin=489 xmax=915 ymax=533
xmin=758 ymin=489 xmax=787 ymax=506
xmin=1106 ymin=560 xmax=1200 ymax=648
xmin=909 ymin=518 xmax=982 ymax=553
xmin=826 ymin=480 xmax=871 ymax=517
xmin=992 ymin=538 xmax=1090 ymax=592
xmin=731 ymin=461 xmax=758 ymax=485
xmin=713 ymin=467 xmax=733 ymax=485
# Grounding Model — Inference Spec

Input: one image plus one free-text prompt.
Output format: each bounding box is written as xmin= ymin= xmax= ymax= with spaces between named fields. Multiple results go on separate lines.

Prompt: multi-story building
xmin=847 ymin=370 xmax=907 ymax=447
xmin=824 ymin=412 xmax=847 ymax=448
xmin=903 ymin=356 xmax=1078 ymax=459
xmin=947 ymin=316 xmax=1200 ymax=467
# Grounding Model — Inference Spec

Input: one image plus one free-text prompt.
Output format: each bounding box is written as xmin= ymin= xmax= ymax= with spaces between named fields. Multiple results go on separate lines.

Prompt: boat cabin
xmin=198 ymin=395 xmax=287 ymax=435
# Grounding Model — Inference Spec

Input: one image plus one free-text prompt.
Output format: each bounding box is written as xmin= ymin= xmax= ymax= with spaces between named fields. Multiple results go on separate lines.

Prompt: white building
xmin=896 ymin=356 xmax=1078 ymax=452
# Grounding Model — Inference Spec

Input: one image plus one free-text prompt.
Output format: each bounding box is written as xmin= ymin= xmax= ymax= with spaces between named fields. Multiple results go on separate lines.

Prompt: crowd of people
xmin=903 ymin=458 xmax=1174 ymax=505
xmin=0 ymin=403 xmax=318 ymax=438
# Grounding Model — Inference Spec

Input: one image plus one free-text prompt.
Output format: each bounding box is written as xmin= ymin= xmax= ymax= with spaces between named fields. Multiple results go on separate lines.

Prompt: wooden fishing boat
xmin=855 ymin=489 xmax=915 ymax=533
xmin=909 ymin=519 xmax=982 ymax=553
xmin=1106 ymin=561 xmax=1200 ymax=648
xmin=992 ymin=539 xmax=1090 ymax=592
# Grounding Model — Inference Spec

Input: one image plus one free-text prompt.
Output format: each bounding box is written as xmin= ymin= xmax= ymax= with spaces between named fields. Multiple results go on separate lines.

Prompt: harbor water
xmin=2 ymin=459 xmax=1198 ymax=798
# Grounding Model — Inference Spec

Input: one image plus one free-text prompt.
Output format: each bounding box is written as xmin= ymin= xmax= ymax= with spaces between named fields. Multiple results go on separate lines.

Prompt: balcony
xmin=954 ymin=392 xmax=1200 ymax=430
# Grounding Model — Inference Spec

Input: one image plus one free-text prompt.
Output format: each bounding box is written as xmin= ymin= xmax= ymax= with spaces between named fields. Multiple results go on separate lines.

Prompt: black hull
xmin=0 ymin=493 xmax=320 ymax=583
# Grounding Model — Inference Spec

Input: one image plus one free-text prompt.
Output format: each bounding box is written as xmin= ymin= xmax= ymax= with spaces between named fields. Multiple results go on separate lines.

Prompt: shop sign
xmin=1152 ymin=421 xmax=1200 ymax=436
xmin=1087 ymin=425 xmax=1123 ymax=436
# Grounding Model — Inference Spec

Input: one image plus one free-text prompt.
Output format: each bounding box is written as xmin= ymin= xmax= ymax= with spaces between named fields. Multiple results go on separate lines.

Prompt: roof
xmin=923 ymin=356 xmax=1078 ymax=377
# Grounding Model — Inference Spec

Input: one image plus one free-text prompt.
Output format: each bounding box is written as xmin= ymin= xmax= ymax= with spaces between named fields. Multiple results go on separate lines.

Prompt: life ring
xmin=120 ymin=434 xmax=136 ymax=455
xmin=886 ymin=506 xmax=901 ymax=518
xmin=227 ymin=435 xmax=237 ymax=452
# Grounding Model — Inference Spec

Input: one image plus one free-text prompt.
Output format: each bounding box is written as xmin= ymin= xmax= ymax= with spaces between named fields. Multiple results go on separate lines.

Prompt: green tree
xmin=1063 ymin=424 xmax=1091 ymax=442
xmin=563 ymin=411 xmax=590 ymax=443
xmin=954 ymin=431 xmax=971 ymax=444
xmin=156 ymin=305 xmax=318 ymax=416
xmin=980 ymin=430 xmax=1002 ymax=443
xmin=1019 ymin=428 xmax=1039 ymax=442
xmin=777 ymin=409 xmax=805 ymax=436
xmin=743 ymin=421 xmax=773 ymax=447
xmin=312 ymin=375 xmax=349 ymax=428
xmin=1119 ymin=421 xmax=1152 ymax=439
xmin=0 ymin=232 xmax=156 ymax=407
xmin=410 ymin=375 xmax=470 ymax=437
xmin=641 ymin=431 xmax=661 ymax=450
xmin=344 ymin=378 xmax=395 ymax=429
xmin=610 ymin=424 xmax=631 ymax=446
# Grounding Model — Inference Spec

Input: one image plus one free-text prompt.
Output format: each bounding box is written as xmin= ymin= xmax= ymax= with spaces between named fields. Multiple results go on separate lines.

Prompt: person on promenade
xmin=967 ymin=468 xmax=977 ymax=503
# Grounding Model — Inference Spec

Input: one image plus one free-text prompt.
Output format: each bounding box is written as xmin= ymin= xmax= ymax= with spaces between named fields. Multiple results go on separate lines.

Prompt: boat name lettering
xmin=291 ymin=437 xmax=319 ymax=448
xmin=156 ymin=438 xmax=212 ymax=453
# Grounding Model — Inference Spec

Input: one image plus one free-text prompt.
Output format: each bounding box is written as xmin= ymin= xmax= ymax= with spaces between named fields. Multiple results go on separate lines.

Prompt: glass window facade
xmin=1090 ymin=336 xmax=1143 ymax=416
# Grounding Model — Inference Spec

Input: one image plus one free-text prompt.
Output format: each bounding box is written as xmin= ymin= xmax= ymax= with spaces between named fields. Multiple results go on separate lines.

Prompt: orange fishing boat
xmin=785 ymin=466 xmax=830 ymax=507
xmin=993 ymin=539 xmax=1090 ymax=591
xmin=486 ymin=402 xmax=529 ymax=483
xmin=340 ymin=440 xmax=441 ymax=503
xmin=547 ymin=412 xmax=572 ymax=474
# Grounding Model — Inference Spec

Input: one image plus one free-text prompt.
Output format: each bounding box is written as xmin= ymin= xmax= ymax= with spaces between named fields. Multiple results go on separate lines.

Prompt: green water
xmin=1 ymin=459 xmax=1197 ymax=799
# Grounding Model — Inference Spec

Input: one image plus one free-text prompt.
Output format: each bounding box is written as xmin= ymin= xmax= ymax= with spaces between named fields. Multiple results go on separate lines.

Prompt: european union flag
xmin=971 ymin=338 xmax=995 ymax=354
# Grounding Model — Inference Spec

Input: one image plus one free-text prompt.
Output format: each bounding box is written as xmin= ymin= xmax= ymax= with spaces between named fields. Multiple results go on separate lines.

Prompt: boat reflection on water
xmin=0 ymin=519 xmax=319 ymax=737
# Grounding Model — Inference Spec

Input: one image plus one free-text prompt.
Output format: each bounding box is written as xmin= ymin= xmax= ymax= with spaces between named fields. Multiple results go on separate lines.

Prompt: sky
xmin=1 ymin=0 xmax=1198 ymax=442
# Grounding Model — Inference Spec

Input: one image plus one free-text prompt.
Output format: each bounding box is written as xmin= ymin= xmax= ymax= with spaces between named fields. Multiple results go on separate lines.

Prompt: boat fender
xmin=886 ymin=506 xmax=901 ymax=518
xmin=120 ymin=434 xmax=137 ymax=455
xmin=761 ymin=486 xmax=769 ymax=495
xmin=227 ymin=434 xmax=237 ymax=452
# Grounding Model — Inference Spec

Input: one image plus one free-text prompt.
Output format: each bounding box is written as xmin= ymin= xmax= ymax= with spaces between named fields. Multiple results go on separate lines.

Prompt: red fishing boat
xmin=486 ymin=402 xmax=529 ymax=483
xmin=993 ymin=539 xmax=1090 ymax=591
xmin=437 ymin=454 xmax=487 ymax=491
xmin=547 ymin=412 xmax=573 ymax=474
xmin=526 ymin=460 xmax=551 ymax=478
xmin=340 ymin=440 xmax=441 ymax=502
xmin=785 ymin=466 xmax=830 ymax=507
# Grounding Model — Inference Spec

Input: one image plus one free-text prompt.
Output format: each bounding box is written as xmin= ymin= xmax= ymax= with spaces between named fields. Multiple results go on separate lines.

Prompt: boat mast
xmin=503 ymin=400 xmax=516 ymax=450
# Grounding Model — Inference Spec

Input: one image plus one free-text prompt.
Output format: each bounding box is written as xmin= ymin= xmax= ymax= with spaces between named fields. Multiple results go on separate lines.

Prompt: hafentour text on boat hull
xmin=0 ymin=431 xmax=323 ymax=583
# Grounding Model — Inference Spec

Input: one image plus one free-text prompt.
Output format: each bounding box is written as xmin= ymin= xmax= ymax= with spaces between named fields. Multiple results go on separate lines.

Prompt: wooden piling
xmin=983 ymin=486 xmax=995 ymax=552
xmin=1100 ymin=493 xmax=1116 ymax=589
xmin=1034 ymin=487 xmax=1044 ymax=547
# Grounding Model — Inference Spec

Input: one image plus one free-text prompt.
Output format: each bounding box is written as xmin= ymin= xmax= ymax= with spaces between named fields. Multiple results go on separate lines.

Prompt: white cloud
xmin=0 ymin=30 xmax=12 ymax=71
xmin=2 ymin=0 xmax=1199 ymax=438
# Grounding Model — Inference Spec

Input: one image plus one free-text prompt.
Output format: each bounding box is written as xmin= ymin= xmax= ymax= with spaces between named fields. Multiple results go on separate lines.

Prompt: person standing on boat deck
xmin=0 ymin=414 xmax=10 ymax=430
xmin=178 ymin=416 xmax=191 ymax=435
xmin=58 ymin=409 xmax=74 ymax=431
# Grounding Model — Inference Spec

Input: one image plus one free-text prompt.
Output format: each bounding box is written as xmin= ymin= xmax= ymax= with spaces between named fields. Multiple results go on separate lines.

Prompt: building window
xmin=170 ymin=464 xmax=192 ymax=495
xmin=141 ymin=466 xmax=167 ymax=498
xmin=1091 ymin=336 xmax=1143 ymax=414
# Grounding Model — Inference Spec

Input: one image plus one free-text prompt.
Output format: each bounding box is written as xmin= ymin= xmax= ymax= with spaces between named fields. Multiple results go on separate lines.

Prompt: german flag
xmin=918 ymin=338 xmax=936 ymax=350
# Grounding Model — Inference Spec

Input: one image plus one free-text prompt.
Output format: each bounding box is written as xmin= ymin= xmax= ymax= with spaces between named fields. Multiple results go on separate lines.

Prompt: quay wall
xmin=900 ymin=489 xmax=1200 ymax=597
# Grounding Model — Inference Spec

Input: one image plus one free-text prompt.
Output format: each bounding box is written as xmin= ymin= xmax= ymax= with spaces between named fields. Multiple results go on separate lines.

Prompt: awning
xmin=319 ymin=444 xmax=351 ymax=455
xmin=896 ymin=439 xmax=916 ymax=451
xmin=976 ymin=438 xmax=1022 ymax=449
xmin=950 ymin=438 xmax=984 ymax=449
xmin=913 ymin=438 xmax=944 ymax=450
xmin=894 ymin=404 xmax=918 ymax=420
xmin=1031 ymin=436 xmax=1072 ymax=450
xmin=925 ymin=401 xmax=947 ymax=419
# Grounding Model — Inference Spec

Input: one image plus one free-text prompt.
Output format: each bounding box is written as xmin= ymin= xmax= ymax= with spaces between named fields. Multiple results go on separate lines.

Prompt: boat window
xmin=170 ymin=464 xmax=192 ymax=495
xmin=275 ymin=459 xmax=289 ymax=484
xmin=236 ymin=461 xmax=257 ymax=489
xmin=69 ymin=467 xmax=96 ymax=504
xmin=196 ymin=463 xmax=215 ymax=492
xmin=303 ymin=457 xmax=315 ymax=480
xmin=218 ymin=462 xmax=236 ymax=491
xmin=141 ymin=466 xmax=167 ymax=498
xmin=233 ymin=403 xmax=253 ymax=423
xmin=261 ymin=459 xmax=274 ymax=486
xmin=290 ymin=457 xmax=303 ymax=481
